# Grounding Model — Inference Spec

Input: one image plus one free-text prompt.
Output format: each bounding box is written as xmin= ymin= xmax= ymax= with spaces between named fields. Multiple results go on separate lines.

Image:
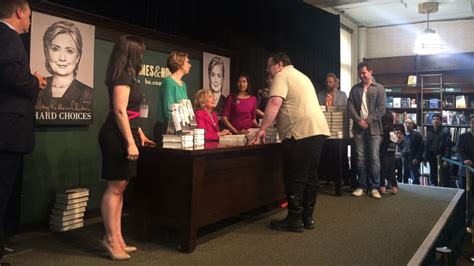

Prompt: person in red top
xmin=222 ymin=73 xmax=259 ymax=134
xmin=193 ymin=89 xmax=231 ymax=141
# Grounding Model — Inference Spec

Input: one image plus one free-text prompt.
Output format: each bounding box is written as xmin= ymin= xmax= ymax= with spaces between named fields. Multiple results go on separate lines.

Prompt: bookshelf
xmin=365 ymin=52 xmax=474 ymax=142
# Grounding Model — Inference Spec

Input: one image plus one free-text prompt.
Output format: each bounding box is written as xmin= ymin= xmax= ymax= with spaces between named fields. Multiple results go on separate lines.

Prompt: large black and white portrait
xmin=30 ymin=12 xmax=95 ymax=125
xmin=202 ymin=52 xmax=230 ymax=115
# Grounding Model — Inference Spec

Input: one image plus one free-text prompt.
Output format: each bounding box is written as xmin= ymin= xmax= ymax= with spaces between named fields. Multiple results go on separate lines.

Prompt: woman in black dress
xmin=99 ymin=35 xmax=155 ymax=260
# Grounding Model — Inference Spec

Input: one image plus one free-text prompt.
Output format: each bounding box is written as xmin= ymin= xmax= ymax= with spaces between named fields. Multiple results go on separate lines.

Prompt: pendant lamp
xmin=413 ymin=2 xmax=445 ymax=55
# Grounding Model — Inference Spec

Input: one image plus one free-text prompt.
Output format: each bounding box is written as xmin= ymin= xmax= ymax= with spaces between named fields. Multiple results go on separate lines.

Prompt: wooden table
xmin=136 ymin=142 xmax=285 ymax=252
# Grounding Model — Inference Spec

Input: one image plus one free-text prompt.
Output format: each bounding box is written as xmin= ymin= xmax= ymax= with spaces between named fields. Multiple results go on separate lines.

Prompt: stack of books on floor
xmin=193 ymin=128 xmax=205 ymax=149
xmin=162 ymin=134 xmax=194 ymax=149
xmin=50 ymin=188 xmax=89 ymax=232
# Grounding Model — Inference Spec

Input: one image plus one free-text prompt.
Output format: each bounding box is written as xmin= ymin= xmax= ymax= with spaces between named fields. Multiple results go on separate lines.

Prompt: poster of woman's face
xmin=202 ymin=52 xmax=230 ymax=111
xmin=30 ymin=12 xmax=95 ymax=125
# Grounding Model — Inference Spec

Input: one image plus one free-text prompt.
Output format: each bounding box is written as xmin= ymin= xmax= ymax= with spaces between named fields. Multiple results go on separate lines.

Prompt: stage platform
xmin=2 ymin=184 xmax=466 ymax=265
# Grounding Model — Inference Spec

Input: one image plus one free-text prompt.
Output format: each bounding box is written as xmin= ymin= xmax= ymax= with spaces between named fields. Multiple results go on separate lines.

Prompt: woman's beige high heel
xmin=102 ymin=238 xmax=130 ymax=261
xmin=123 ymin=246 xmax=138 ymax=254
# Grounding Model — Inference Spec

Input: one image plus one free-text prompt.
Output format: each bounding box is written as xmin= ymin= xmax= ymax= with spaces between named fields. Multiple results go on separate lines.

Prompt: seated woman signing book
xmin=193 ymin=89 xmax=232 ymax=141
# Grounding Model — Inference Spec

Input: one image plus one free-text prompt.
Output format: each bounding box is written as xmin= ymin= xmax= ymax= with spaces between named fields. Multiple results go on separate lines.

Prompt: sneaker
xmin=371 ymin=189 xmax=381 ymax=199
xmin=352 ymin=188 xmax=365 ymax=197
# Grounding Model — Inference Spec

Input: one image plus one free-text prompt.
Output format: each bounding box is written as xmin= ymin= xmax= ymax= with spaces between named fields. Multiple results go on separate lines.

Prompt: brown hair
xmin=167 ymin=51 xmax=188 ymax=73
xmin=0 ymin=0 xmax=28 ymax=19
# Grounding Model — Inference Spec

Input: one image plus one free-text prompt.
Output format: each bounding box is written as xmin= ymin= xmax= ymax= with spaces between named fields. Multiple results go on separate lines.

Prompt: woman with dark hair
xmin=153 ymin=51 xmax=191 ymax=141
xmin=208 ymin=56 xmax=226 ymax=114
xmin=222 ymin=73 xmax=258 ymax=134
xmin=99 ymin=35 xmax=155 ymax=261
xmin=36 ymin=20 xmax=92 ymax=112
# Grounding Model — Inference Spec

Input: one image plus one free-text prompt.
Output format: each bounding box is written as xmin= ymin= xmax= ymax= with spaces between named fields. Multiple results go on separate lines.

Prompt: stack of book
xmin=162 ymin=134 xmax=194 ymax=149
xmin=265 ymin=126 xmax=279 ymax=143
xmin=324 ymin=106 xmax=350 ymax=139
xmin=220 ymin=134 xmax=247 ymax=144
xmin=50 ymin=188 xmax=89 ymax=232
xmin=193 ymin=128 xmax=205 ymax=148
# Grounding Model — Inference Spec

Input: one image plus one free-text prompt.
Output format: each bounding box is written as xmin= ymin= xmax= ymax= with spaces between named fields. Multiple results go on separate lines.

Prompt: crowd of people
xmin=1 ymin=0 xmax=473 ymax=261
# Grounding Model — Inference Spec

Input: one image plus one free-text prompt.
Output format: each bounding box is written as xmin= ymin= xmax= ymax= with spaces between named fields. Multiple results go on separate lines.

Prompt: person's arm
xmin=346 ymin=88 xmax=362 ymax=124
xmin=195 ymin=110 xmax=219 ymax=141
xmin=138 ymin=127 xmax=156 ymax=148
xmin=221 ymin=95 xmax=239 ymax=134
xmin=251 ymin=96 xmax=259 ymax=128
xmin=113 ymin=85 xmax=139 ymax=160
xmin=456 ymin=134 xmax=473 ymax=165
xmin=161 ymin=79 xmax=174 ymax=120
xmin=444 ymin=130 xmax=452 ymax=158
xmin=365 ymin=85 xmax=386 ymax=124
xmin=415 ymin=132 xmax=425 ymax=162
xmin=0 ymin=40 xmax=45 ymax=97
xmin=256 ymin=108 xmax=264 ymax=118
xmin=252 ymin=96 xmax=283 ymax=144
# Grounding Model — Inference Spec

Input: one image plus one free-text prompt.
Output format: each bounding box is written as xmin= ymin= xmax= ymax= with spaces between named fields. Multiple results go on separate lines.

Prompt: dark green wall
xmin=22 ymin=38 xmax=202 ymax=225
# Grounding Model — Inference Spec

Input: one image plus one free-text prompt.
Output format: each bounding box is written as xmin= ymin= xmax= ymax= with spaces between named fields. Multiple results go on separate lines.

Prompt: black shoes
xmin=270 ymin=193 xmax=304 ymax=232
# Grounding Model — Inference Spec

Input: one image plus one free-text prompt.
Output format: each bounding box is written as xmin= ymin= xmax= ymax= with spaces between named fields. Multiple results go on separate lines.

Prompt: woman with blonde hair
xmin=193 ymin=88 xmax=231 ymax=141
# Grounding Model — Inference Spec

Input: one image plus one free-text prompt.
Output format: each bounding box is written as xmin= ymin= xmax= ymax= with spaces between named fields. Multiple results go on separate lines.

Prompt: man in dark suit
xmin=0 ymin=0 xmax=46 ymax=260
xmin=347 ymin=62 xmax=386 ymax=199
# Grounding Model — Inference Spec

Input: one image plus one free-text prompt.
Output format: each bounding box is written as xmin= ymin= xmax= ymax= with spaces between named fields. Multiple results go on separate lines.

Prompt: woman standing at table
xmin=222 ymin=73 xmax=258 ymax=134
xmin=99 ymin=35 xmax=155 ymax=261
xmin=193 ymin=89 xmax=231 ymax=141
xmin=153 ymin=51 xmax=191 ymax=141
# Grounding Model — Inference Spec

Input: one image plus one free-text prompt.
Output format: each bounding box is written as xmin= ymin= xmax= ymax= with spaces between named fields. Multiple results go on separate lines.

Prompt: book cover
xmin=401 ymin=98 xmax=410 ymax=108
xmin=407 ymin=75 xmax=417 ymax=86
xmin=410 ymin=98 xmax=417 ymax=108
xmin=50 ymin=212 xmax=84 ymax=222
xmin=393 ymin=97 xmax=401 ymax=108
xmin=429 ymin=98 xmax=440 ymax=109
xmin=444 ymin=95 xmax=454 ymax=108
xmin=56 ymin=188 xmax=89 ymax=200
xmin=455 ymin=95 xmax=467 ymax=108
xmin=51 ymin=207 xmax=86 ymax=216
xmin=50 ymin=221 xmax=84 ymax=232
xmin=50 ymin=217 xmax=83 ymax=227
xmin=53 ymin=201 xmax=88 ymax=211
xmin=55 ymin=196 xmax=88 ymax=205
xmin=386 ymin=96 xmax=393 ymax=108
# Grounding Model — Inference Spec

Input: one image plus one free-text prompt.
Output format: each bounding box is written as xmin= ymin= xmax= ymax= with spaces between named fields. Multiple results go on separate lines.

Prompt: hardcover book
xmin=51 ymin=207 xmax=86 ymax=216
xmin=56 ymin=188 xmax=89 ymax=200
xmin=54 ymin=201 xmax=88 ymax=211
xmin=455 ymin=95 xmax=467 ymax=108
xmin=50 ymin=221 xmax=84 ymax=232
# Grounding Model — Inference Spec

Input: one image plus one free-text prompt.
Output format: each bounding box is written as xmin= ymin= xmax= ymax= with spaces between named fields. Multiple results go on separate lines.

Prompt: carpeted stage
xmin=2 ymin=184 xmax=466 ymax=265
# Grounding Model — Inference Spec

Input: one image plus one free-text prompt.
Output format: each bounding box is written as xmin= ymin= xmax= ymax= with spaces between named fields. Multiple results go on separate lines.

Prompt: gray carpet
xmin=2 ymin=184 xmax=462 ymax=265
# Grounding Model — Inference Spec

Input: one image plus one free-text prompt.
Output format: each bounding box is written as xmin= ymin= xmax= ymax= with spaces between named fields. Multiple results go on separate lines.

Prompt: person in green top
xmin=153 ymin=51 xmax=192 ymax=142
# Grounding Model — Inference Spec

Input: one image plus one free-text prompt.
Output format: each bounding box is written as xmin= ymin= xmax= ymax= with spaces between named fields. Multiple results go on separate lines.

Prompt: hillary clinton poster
xmin=30 ymin=12 xmax=95 ymax=125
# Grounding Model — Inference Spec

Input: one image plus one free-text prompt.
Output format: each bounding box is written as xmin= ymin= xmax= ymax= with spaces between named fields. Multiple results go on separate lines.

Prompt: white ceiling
xmin=305 ymin=0 xmax=474 ymax=27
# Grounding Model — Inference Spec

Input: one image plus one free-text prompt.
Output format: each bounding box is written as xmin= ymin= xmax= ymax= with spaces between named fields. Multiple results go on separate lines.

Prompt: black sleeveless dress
xmin=99 ymin=71 xmax=144 ymax=180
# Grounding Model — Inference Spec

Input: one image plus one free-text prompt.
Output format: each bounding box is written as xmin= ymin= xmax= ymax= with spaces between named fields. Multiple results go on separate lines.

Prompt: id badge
xmin=140 ymin=104 xmax=149 ymax=118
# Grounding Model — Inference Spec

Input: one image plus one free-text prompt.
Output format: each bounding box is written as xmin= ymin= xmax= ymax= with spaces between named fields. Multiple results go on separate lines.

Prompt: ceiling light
xmin=413 ymin=2 xmax=445 ymax=55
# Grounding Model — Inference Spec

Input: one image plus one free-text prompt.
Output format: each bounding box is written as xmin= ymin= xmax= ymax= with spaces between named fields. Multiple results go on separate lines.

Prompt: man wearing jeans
xmin=347 ymin=62 xmax=386 ymax=199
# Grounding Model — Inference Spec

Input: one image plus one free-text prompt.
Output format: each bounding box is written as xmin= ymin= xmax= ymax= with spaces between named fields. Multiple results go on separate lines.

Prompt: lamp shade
xmin=413 ymin=28 xmax=445 ymax=55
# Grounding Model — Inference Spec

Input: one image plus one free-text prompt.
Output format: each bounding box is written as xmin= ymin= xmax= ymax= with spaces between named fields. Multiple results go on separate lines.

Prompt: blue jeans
xmin=353 ymin=130 xmax=382 ymax=190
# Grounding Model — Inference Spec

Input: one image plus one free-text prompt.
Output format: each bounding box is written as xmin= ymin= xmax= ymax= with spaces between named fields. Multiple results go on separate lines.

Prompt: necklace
xmin=51 ymin=82 xmax=72 ymax=89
